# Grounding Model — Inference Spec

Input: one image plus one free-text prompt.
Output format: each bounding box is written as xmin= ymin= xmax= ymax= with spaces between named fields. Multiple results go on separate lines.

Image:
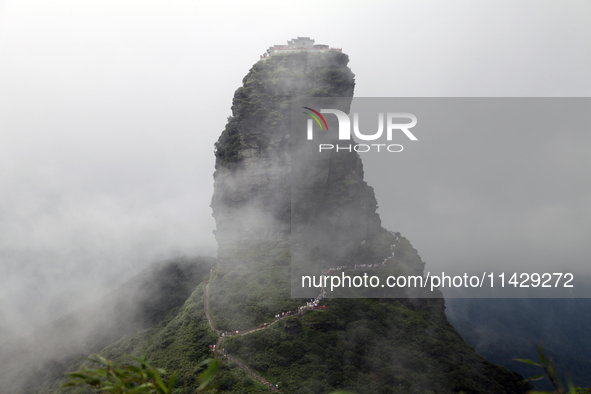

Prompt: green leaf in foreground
xmin=513 ymin=358 xmax=542 ymax=367
xmin=197 ymin=358 xmax=220 ymax=392
xmin=515 ymin=342 xmax=591 ymax=394
xmin=61 ymin=348 xmax=176 ymax=394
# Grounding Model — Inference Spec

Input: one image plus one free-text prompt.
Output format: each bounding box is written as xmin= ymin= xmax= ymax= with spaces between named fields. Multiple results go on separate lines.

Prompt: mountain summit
xmin=207 ymin=46 xmax=529 ymax=393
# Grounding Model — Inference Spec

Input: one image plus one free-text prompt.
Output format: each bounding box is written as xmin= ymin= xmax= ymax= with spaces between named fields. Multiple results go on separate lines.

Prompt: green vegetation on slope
xmin=57 ymin=280 xmax=275 ymax=393
xmin=208 ymin=245 xmax=305 ymax=332
xmin=211 ymin=237 xmax=529 ymax=394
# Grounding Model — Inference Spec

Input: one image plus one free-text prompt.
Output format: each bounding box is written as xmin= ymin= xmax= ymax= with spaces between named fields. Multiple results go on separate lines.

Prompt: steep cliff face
xmin=211 ymin=51 xmax=381 ymax=266
xmin=208 ymin=50 xmax=530 ymax=393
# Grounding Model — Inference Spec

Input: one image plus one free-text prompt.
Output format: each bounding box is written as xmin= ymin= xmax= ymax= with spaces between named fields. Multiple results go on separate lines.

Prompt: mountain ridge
xmin=206 ymin=49 xmax=530 ymax=393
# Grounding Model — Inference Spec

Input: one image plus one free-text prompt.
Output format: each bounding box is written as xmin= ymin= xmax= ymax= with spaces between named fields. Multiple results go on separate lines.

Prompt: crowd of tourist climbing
xmin=204 ymin=231 xmax=402 ymax=391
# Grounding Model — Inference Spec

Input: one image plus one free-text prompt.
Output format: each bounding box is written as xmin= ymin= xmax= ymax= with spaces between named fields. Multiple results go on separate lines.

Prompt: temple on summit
xmin=260 ymin=37 xmax=341 ymax=59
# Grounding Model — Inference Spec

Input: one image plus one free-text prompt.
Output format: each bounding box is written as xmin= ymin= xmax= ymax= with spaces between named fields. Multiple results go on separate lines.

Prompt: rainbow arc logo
xmin=302 ymin=107 xmax=329 ymax=131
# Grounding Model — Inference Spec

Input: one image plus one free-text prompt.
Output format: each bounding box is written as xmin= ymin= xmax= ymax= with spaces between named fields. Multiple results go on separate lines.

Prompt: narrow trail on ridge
xmin=204 ymin=283 xmax=223 ymax=349
xmin=204 ymin=282 xmax=281 ymax=392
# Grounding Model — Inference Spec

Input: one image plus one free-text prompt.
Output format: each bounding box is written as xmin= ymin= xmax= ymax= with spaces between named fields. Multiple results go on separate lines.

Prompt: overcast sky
xmin=1 ymin=0 xmax=590 ymax=332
